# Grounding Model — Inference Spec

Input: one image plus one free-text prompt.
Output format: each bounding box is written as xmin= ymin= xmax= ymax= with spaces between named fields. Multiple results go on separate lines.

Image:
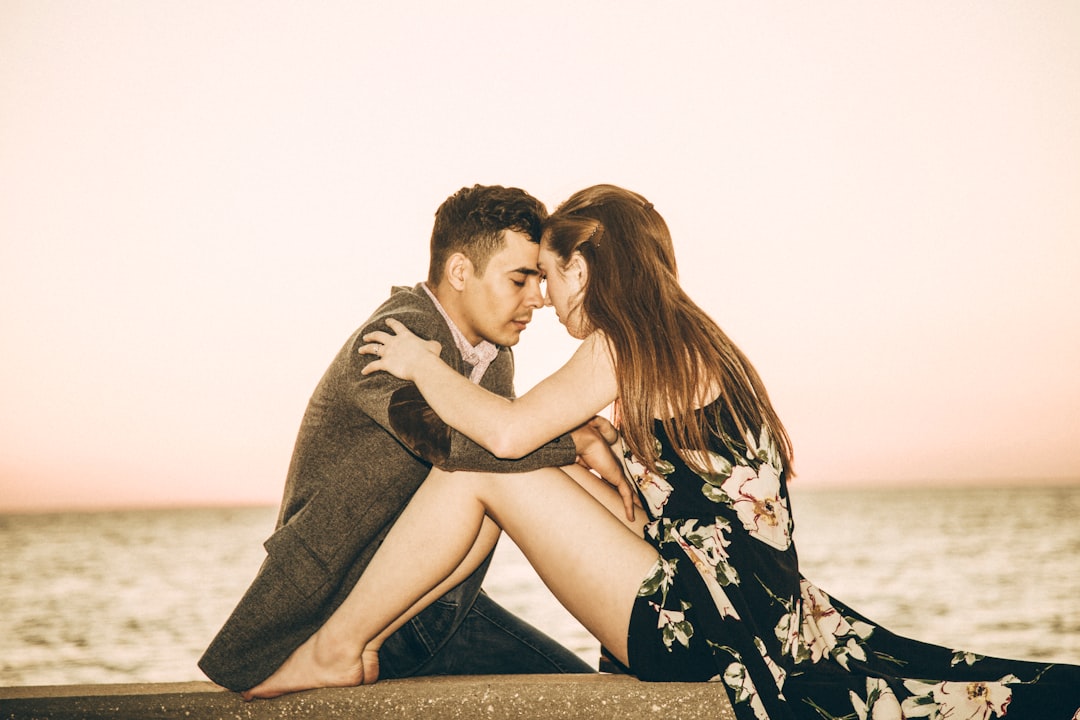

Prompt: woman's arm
xmin=361 ymin=318 xmax=618 ymax=459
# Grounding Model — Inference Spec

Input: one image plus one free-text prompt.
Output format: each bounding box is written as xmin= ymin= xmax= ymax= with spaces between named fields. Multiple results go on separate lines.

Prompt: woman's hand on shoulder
xmin=360 ymin=317 xmax=443 ymax=381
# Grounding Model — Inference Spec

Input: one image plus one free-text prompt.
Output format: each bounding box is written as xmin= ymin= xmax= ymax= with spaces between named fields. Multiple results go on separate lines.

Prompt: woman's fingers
xmin=362 ymin=330 xmax=392 ymax=345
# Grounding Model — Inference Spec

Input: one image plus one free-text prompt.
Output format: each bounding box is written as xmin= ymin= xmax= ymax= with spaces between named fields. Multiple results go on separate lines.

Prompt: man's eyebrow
xmin=510 ymin=267 xmax=541 ymax=277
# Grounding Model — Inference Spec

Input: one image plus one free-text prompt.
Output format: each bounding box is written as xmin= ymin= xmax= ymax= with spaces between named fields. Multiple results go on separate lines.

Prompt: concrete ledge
xmin=0 ymin=675 xmax=736 ymax=719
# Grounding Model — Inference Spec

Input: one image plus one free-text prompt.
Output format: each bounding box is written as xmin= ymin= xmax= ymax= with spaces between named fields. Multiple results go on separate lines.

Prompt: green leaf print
xmin=701 ymin=484 xmax=732 ymax=504
xmin=658 ymin=600 xmax=695 ymax=650
xmin=689 ymin=452 xmax=732 ymax=486
xmin=662 ymin=617 xmax=694 ymax=650
xmin=800 ymin=697 xmax=857 ymax=720
xmin=950 ymin=650 xmax=983 ymax=666
xmin=637 ymin=557 xmax=678 ymax=605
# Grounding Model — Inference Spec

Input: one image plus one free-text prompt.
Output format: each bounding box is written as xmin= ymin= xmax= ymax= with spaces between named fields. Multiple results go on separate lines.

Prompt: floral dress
xmin=621 ymin=402 xmax=1080 ymax=720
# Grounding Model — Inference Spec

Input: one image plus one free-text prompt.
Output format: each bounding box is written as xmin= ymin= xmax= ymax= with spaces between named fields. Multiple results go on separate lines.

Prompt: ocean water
xmin=1 ymin=483 xmax=1078 ymax=687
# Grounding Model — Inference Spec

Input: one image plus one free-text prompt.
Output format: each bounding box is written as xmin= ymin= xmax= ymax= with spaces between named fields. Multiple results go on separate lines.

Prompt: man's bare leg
xmin=357 ymin=515 xmax=504 ymax=684
xmin=242 ymin=513 xmax=501 ymax=699
xmin=245 ymin=465 xmax=656 ymax=699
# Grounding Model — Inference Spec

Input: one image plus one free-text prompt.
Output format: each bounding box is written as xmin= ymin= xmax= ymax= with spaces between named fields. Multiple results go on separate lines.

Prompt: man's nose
xmin=525 ymin=277 xmax=544 ymax=308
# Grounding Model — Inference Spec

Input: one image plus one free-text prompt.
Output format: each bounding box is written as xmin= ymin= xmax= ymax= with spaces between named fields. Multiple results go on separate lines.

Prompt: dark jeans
xmin=378 ymin=552 xmax=594 ymax=678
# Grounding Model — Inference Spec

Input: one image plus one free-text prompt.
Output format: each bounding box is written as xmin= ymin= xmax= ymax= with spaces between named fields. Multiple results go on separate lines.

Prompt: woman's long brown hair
xmin=543 ymin=184 xmax=795 ymax=477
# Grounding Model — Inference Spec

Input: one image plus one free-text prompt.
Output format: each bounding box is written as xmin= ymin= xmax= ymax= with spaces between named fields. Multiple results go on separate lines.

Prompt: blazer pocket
xmin=262 ymin=524 xmax=333 ymax=600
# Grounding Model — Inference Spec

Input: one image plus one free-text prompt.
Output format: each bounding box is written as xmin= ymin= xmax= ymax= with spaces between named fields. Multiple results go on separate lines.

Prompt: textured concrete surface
xmin=0 ymin=675 xmax=737 ymax=719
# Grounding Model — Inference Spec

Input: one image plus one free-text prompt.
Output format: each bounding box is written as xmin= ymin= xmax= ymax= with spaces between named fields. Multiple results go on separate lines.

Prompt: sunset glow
xmin=2 ymin=2 xmax=1078 ymax=512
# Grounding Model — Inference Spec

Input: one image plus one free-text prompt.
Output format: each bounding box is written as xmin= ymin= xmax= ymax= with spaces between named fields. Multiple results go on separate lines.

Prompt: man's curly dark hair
xmin=427 ymin=184 xmax=548 ymax=285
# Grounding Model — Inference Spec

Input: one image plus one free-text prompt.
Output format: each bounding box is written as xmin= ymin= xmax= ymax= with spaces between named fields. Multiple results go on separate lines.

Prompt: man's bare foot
xmin=361 ymin=647 xmax=381 ymax=685
xmin=241 ymin=631 xmax=366 ymax=700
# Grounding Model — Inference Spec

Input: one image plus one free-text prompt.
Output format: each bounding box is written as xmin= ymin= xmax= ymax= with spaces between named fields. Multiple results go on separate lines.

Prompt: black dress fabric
xmin=622 ymin=402 xmax=1080 ymax=720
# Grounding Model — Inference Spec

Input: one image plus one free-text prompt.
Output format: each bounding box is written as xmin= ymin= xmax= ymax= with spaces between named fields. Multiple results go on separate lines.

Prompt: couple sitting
xmin=201 ymin=184 xmax=1079 ymax=720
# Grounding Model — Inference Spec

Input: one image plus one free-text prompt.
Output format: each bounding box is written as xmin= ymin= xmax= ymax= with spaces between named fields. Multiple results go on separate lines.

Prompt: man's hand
xmin=571 ymin=416 xmax=637 ymax=521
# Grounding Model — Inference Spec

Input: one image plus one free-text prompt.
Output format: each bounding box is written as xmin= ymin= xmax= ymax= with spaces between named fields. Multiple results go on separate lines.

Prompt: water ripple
xmin=1 ymin=484 xmax=1078 ymax=686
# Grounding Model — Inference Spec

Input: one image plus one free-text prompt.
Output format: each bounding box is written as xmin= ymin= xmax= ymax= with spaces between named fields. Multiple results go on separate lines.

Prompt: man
xmin=199 ymin=184 xmax=614 ymax=693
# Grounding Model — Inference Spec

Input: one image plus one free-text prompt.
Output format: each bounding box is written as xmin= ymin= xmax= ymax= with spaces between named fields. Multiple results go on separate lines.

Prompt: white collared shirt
xmin=422 ymin=283 xmax=498 ymax=384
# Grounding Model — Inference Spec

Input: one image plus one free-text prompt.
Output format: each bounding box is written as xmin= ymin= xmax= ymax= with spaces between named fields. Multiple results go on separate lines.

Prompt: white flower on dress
xmin=675 ymin=518 xmax=738 ymax=584
xmin=901 ymin=676 xmax=1018 ymax=720
xmin=718 ymin=661 xmax=770 ymax=720
xmin=752 ymin=635 xmax=787 ymax=696
xmin=672 ymin=521 xmax=741 ymax=621
xmin=619 ymin=437 xmax=675 ymax=517
xmin=799 ymin=579 xmax=873 ymax=669
xmin=720 ymin=461 xmax=792 ymax=551
xmin=774 ymin=599 xmax=810 ymax=664
xmin=686 ymin=428 xmax=793 ymax=552
xmin=850 ymin=678 xmax=902 ymax=720
xmin=689 ymin=426 xmax=793 ymax=551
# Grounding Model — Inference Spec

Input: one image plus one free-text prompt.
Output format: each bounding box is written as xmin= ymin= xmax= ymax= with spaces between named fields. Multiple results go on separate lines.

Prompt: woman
xmin=247 ymin=185 xmax=1079 ymax=720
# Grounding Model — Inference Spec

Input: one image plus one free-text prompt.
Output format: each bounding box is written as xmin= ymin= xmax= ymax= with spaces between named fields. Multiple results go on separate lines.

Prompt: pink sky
xmin=1 ymin=2 xmax=1078 ymax=512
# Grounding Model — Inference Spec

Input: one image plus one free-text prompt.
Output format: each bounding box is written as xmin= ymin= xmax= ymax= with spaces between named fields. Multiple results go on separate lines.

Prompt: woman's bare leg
xmin=561 ymin=463 xmax=647 ymax=536
xmin=246 ymin=465 xmax=658 ymax=699
xmin=476 ymin=466 xmax=657 ymax=659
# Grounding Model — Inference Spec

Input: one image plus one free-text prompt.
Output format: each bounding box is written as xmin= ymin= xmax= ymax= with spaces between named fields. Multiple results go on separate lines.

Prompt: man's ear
xmin=444 ymin=253 xmax=472 ymax=291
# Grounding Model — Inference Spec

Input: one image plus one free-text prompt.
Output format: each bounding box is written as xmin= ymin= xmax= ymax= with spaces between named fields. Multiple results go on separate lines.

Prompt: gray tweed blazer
xmin=198 ymin=283 xmax=575 ymax=691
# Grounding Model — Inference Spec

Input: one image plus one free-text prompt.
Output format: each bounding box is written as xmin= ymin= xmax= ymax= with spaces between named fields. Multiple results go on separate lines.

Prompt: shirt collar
xmin=422 ymin=283 xmax=499 ymax=384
